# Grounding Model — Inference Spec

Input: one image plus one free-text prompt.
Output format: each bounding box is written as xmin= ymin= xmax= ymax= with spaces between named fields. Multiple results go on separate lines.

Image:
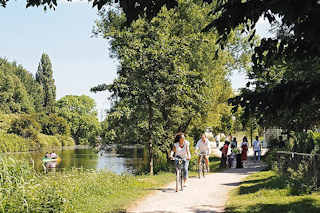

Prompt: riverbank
xmin=1 ymin=157 xmax=176 ymax=213
xmin=225 ymin=170 xmax=320 ymax=213
xmin=0 ymin=130 xmax=75 ymax=153
xmin=1 ymin=155 xmax=221 ymax=212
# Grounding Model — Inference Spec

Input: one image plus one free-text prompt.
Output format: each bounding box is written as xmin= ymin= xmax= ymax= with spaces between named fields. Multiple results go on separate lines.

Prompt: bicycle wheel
xmin=198 ymin=162 xmax=202 ymax=179
xmin=202 ymin=161 xmax=206 ymax=178
xmin=180 ymin=168 xmax=183 ymax=191
xmin=176 ymin=168 xmax=179 ymax=192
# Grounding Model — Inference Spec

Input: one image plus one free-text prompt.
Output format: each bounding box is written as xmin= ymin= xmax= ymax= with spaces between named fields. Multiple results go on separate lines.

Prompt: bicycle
xmin=198 ymin=152 xmax=208 ymax=178
xmin=172 ymin=156 xmax=185 ymax=192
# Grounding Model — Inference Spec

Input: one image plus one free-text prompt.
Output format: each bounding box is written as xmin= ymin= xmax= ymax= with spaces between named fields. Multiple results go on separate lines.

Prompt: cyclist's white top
xmin=174 ymin=141 xmax=189 ymax=159
xmin=196 ymin=139 xmax=211 ymax=155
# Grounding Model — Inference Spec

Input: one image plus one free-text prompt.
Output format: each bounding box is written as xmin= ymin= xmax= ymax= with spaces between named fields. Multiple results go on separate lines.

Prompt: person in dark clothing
xmin=279 ymin=136 xmax=285 ymax=149
xmin=220 ymin=141 xmax=230 ymax=168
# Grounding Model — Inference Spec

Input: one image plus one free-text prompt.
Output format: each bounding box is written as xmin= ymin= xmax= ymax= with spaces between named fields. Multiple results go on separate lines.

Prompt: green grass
xmin=1 ymin=156 xmax=221 ymax=213
xmin=0 ymin=157 xmax=176 ymax=213
xmin=226 ymin=170 xmax=320 ymax=213
xmin=45 ymin=170 xmax=175 ymax=213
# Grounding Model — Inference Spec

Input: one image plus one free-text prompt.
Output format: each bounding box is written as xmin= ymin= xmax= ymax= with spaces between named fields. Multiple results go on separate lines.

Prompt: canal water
xmin=7 ymin=145 xmax=149 ymax=175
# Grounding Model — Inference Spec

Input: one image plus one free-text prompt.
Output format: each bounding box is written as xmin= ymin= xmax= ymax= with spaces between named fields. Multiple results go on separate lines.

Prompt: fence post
xmin=313 ymin=155 xmax=318 ymax=188
xmin=277 ymin=152 xmax=280 ymax=172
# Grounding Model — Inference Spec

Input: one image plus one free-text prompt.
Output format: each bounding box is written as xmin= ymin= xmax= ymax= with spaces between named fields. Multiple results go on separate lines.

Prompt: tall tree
xmin=92 ymin=0 xmax=250 ymax=174
xmin=36 ymin=53 xmax=56 ymax=113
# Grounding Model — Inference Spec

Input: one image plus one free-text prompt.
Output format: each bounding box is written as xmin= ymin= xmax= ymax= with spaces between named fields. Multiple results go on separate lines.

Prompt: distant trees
xmin=56 ymin=95 xmax=101 ymax=145
xmin=0 ymin=57 xmax=100 ymax=147
xmin=0 ymin=58 xmax=41 ymax=113
xmin=36 ymin=53 xmax=56 ymax=113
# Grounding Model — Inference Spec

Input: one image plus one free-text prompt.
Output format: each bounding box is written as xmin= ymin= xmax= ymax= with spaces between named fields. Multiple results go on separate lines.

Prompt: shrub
xmin=8 ymin=115 xmax=40 ymax=139
xmin=56 ymin=135 xmax=76 ymax=146
xmin=0 ymin=114 xmax=19 ymax=132
xmin=35 ymin=113 xmax=70 ymax=136
xmin=287 ymin=159 xmax=317 ymax=195
xmin=37 ymin=134 xmax=61 ymax=147
xmin=0 ymin=131 xmax=37 ymax=152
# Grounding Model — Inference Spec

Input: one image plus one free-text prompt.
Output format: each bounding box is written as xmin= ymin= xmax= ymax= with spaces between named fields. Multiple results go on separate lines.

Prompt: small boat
xmin=42 ymin=156 xmax=61 ymax=164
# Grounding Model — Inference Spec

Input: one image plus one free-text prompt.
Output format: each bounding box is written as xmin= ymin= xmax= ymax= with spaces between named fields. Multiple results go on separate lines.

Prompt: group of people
xmin=220 ymin=135 xmax=262 ymax=168
xmin=169 ymin=132 xmax=211 ymax=191
xmin=169 ymin=132 xmax=263 ymax=191
xmin=43 ymin=151 xmax=58 ymax=160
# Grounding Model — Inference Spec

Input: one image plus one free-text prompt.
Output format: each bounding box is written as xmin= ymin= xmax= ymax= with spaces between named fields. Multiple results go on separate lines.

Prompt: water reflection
xmin=6 ymin=145 xmax=148 ymax=175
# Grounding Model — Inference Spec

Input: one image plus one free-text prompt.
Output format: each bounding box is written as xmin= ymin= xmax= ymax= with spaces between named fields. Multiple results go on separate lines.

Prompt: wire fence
xmin=275 ymin=151 xmax=320 ymax=191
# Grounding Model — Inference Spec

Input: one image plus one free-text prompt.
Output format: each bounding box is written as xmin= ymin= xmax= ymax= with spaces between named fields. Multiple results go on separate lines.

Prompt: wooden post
xmin=313 ymin=155 xmax=318 ymax=187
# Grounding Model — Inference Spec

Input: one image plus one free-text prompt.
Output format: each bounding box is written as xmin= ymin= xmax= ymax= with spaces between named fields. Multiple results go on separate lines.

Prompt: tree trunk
xmin=148 ymin=100 xmax=154 ymax=176
xmin=149 ymin=142 xmax=153 ymax=176
xmin=250 ymin=123 xmax=253 ymax=147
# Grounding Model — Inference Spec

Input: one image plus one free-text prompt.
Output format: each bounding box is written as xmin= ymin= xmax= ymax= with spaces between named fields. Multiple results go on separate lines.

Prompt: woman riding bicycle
xmin=170 ymin=133 xmax=191 ymax=187
xmin=195 ymin=134 xmax=211 ymax=172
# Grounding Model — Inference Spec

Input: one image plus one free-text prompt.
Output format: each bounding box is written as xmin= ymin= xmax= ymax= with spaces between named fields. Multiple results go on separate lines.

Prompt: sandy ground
xmin=127 ymin=149 xmax=266 ymax=213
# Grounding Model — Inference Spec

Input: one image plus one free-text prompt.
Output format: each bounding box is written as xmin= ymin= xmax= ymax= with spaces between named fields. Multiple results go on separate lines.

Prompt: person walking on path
xmin=253 ymin=136 xmax=262 ymax=161
xmin=195 ymin=134 xmax=211 ymax=172
xmin=215 ymin=134 xmax=220 ymax=148
xmin=278 ymin=135 xmax=285 ymax=149
xmin=231 ymin=137 xmax=237 ymax=148
xmin=241 ymin=136 xmax=249 ymax=168
xmin=170 ymin=133 xmax=191 ymax=187
xmin=220 ymin=136 xmax=231 ymax=168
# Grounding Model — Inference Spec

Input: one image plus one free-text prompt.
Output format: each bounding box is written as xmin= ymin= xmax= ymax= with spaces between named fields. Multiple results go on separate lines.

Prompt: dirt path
xmin=127 ymin=156 xmax=265 ymax=213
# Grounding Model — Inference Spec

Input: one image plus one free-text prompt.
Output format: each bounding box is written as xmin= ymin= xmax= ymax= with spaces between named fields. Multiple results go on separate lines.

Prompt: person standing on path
xmin=253 ymin=136 xmax=261 ymax=161
xmin=278 ymin=135 xmax=285 ymax=149
xmin=215 ymin=134 xmax=220 ymax=148
xmin=220 ymin=136 xmax=231 ymax=168
xmin=195 ymin=134 xmax=211 ymax=172
xmin=170 ymin=133 xmax=191 ymax=187
xmin=241 ymin=136 xmax=249 ymax=168
xmin=231 ymin=137 xmax=237 ymax=148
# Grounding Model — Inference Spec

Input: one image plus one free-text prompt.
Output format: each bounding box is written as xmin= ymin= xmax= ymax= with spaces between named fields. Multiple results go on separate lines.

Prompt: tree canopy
xmin=56 ymin=95 xmax=101 ymax=145
xmin=92 ymin=0 xmax=252 ymax=174
xmin=0 ymin=58 xmax=44 ymax=113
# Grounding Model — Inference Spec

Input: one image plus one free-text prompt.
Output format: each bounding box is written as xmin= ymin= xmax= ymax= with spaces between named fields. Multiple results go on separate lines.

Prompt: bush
xmin=56 ymin=135 xmax=76 ymax=146
xmin=287 ymin=159 xmax=317 ymax=195
xmin=8 ymin=115 xmax=40 ymax=139
xmin=34 ymin=113 xmax=70 ymax=136
xmin=0 ymin=114 xmax=19 ymax=132
xmin=0 ymin=131 xmax=37 ymax=152
xmin=37 ymin=134 xmax=61 ymax=147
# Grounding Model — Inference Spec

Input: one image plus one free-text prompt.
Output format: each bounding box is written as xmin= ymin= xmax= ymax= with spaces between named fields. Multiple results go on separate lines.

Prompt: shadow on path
xmin=225 ymin=198 xmax=320 ymax=213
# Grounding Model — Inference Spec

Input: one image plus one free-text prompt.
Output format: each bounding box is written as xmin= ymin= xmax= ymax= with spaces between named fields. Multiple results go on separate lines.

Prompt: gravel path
xmin=127 ymin=151 xmax=266 ymax=213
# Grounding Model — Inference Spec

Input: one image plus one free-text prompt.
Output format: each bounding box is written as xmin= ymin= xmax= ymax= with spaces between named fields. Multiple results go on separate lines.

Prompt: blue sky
xmin=0 ymin=2 xmax=271 ymax=120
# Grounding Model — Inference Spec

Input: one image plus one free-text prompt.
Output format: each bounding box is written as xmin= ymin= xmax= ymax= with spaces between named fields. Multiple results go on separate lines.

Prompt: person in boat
xmin=43 ymin=152 xmax=50 ymax=160
xmin=50 ymin=152 xmax=58 ymax=159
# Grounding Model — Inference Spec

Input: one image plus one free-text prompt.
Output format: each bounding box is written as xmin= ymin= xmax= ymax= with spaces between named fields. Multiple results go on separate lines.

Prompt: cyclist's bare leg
xmin=183 ymin=160 xmax=189 ymax=186
xmin=205 ymin=156 xmax=209 ymax=172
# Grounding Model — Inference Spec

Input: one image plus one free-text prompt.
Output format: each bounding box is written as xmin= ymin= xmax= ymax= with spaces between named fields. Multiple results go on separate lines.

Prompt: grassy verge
xmin=1 ymin=156 xmax=221 ymax=213
xmin=226 ymin=170 xmax=320 ymax=213
xmin=0 ymin=157 xmax=175 ymax=213
xmin=47 ymin=171 xmax=176 ymax=213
